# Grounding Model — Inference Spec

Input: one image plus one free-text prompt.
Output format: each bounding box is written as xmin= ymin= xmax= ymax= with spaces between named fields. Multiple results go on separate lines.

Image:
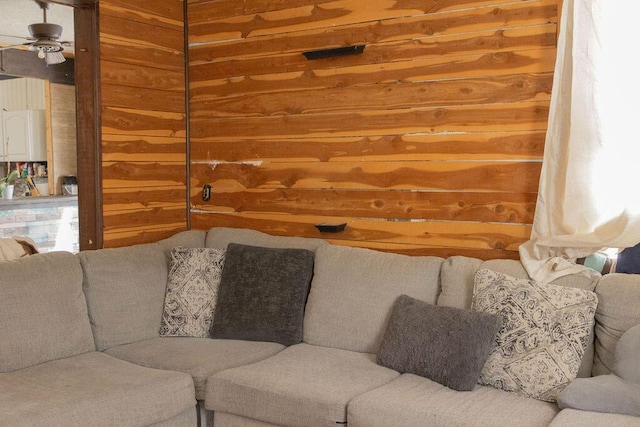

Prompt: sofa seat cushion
xmin=549 ymin=409 xmax=640 ymax=427
xmin=205 ymin=343 xmax=400 ymax=426
xmin=105 ymin=337 xmax=284 ymax=400
xmin=348 ymin=374 xmax=559 ymax=427
xmin=0 ymin=351 xmax=195 ymax=427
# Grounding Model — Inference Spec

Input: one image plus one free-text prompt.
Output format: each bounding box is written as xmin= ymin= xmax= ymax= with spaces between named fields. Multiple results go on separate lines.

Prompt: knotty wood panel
xmin=192 ymin=74 xmax=552 ymax=117
xmin=99 ymin=0 xmax=187 ymax=247
xmin=190 ymin=131 xmax=545 ymax=162
xmin=190 ymin=212 xmax=532 ymax=252
xmin=103 ymin=186 xmax=187 ymax=212
xmin=189 ymin=1 xmax=556 ymax=52
xmin=102 ymin=161 xmax=186 ymax=189
xmin=103 ymin=225 xmax=188 ymax=248
xmin=101 ymin=60 xmax=184 ymax=91
xmin=187 ymin=0 xmax=559 ymax=258
xmin=190 ymin=48 xmax=556 ymax=100
xmin=190 ymin=161 xmax=541 ymax=193
xmin=188 ymin=0 xmax=534 ymax=21
xmin=191 ymin=102 xmax=549 ymax=139
xmin=102 ymin=134 xmax=186 ymax=162
xmin=190 ymin=189 xmax=536 ymax=224
xmin=190 ymin=24 xmax=557 ymax=79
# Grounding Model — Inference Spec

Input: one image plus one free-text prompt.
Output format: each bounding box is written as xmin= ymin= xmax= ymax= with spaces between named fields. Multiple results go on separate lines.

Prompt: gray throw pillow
xmin=210 ymin=243 xmax=315 ymax=346
xmin=377 ymin=294 xmax=502 ymax=391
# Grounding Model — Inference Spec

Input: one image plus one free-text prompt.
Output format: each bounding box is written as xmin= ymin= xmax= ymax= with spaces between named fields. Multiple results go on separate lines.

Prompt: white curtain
xmin=519 ymin=0 xmax=640 ymax=282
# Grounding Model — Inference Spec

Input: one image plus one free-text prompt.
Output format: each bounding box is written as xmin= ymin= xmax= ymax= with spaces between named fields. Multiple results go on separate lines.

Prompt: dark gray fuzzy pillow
xmin=377 ymin=295 xmax=501 ymax=391
xmin=210 ymin=243 xmax=315 ymax=346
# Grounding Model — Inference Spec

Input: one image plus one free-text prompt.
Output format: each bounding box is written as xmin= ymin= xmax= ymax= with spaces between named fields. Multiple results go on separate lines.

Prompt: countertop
xmin=0 ymin=195 xmax=78 ymax=210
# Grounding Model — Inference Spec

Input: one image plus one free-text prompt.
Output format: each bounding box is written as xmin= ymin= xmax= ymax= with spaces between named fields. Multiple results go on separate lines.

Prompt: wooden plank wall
xmin=188 ymin=0 xmax=558 ymax=259
xmin=99 ymin=0 xmax=188 ymax=247
xmin=187 ymin=0 xmax=558 ymax=259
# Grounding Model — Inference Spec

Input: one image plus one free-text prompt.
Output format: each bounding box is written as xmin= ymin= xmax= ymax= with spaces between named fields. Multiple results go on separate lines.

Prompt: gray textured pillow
xmin=558 ymin=323 xmax=640 ymax=416
xmin=376 ymin=295 xmax=502 ymax=391
xmin=210 ymin=243 xmax=315 ymax=346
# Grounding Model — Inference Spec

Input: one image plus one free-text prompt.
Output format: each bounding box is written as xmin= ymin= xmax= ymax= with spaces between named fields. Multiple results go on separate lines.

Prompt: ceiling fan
xmin=0 ymin=1 xmax=72 ymax=65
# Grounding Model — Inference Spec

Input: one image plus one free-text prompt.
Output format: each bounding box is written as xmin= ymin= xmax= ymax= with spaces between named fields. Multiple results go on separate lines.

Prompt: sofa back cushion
xmin=303 ymin=245 xmax=443 ymax=353
xmin=592 ymin=273 xmax=640 ymax=376
xmin=0 ymin=252 xmax=95 ymax=372
xmin=79 ymin=230 xmax=206 ymax=351
xmin=206 ymin=227 xmax=327 ymax=252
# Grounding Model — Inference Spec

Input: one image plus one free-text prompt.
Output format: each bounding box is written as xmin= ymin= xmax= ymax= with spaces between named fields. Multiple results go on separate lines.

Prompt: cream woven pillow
xmin=160 ymin=247 xmax=226 ymax=337
xmin=472 ymin=268 xmax=597 ymax=402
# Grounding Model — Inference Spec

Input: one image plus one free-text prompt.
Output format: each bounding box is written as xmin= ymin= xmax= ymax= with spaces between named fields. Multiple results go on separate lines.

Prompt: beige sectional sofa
xmin=1 ymin=227 xmax=639 ymax=426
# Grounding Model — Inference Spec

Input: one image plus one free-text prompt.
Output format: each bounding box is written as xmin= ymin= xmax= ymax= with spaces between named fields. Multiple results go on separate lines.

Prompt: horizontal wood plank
xmin=100 ymin=42 xmax=184 ymax=73
xmin=190 ymin=211 xmax=531 ymax=251
xmin=191 ymin=74 xmax=552 ymax=117
xmin=103 ymin=206 xmax=187 ymax=231
xmin=102 ymin=134 xmax=186 ymax=162
xmin=190 ymin=160 xmax=541 ymax=193
xmin=191 ymin=102 xmax=550 ymax=139
xmin=100 ymin=60 xmax=185 ymax=91
xmin=103 ymin=224 xmax=188 ymax=248
xmin=101 ymin=83 xmax=185 ymax=113
xmin=102 ymin=107 xmax=186 ymax=137
xmin=103 ymin=186 xmax=187 ymax=212
xmin=191 ymin=188 xmax=536 ymax=223
xmin=190 ymin=131 xmax=545 ymax=162
xmin=188 ymin=0 xmax=517 ymax=23
xmin=102 ymin=161 xmax=187 ymax=188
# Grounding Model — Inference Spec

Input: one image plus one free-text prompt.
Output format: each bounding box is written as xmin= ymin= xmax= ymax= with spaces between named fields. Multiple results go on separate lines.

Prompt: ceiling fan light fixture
xmin=29 ymin=39 xmax=64 ymax=54
xmin=45 ymin=51 xmax=65 ymax=65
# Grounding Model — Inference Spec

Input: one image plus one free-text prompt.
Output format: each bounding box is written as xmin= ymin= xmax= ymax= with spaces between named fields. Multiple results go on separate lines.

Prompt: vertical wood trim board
xmin=187 ymin=0 xmax=559 ymax=259
xmin=99 ymin=0 xmax=188 ymax=247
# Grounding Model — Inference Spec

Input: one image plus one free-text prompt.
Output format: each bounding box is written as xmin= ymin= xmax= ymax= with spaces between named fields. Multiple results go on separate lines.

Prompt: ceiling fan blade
xmin=0 ymin=43 xmax=33 ymax=51
xmin=0 ymin=34 xmax=32 ymax=40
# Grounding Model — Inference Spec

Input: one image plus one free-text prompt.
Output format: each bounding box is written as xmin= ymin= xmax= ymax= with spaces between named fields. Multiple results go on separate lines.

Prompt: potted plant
xmin=1 ymin=170 xmax=19 ymax=199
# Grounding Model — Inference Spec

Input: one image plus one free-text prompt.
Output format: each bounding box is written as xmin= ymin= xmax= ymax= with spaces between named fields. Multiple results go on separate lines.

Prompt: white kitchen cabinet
xmin=2 ymin=110 xmax=47 ymax=161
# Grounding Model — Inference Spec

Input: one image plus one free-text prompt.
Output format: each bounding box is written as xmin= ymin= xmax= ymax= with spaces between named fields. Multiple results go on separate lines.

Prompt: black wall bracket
xmin=314 ymin=223 xmax=347 ymax=233
xmin=302 ymin=45 xmax=365 ymax=60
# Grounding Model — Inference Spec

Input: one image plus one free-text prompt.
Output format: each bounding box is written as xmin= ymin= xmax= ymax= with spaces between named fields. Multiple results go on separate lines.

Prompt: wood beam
xmin=0 ymin=49 xmax=75 ymax=85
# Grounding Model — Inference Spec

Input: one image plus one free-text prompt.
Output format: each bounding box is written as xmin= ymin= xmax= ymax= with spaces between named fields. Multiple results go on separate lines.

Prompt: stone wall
xmin=0 ymin=197 xmax=79 ymax=253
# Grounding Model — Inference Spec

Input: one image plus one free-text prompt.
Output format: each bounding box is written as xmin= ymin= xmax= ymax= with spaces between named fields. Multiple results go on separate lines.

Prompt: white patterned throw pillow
xmin=472 ymin=268 xmax=598 ymax=402
xmin=160 ymin=247 xmax=226 ymax=337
